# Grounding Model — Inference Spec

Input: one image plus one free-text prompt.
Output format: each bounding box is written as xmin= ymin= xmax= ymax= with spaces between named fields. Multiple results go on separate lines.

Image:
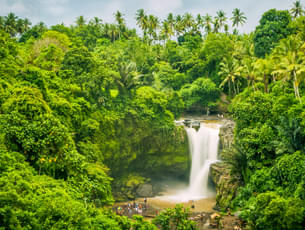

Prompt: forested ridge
xmin=0 ymin=1 xmax=305 ymax=229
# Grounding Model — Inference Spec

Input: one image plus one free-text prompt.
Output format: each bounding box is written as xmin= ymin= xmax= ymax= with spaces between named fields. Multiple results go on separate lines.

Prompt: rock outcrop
xmin=136 ymin=183 xmax=154 ymax=197
xmin=210 ymin=119 xmax=239 ymax=210
xmin=218 ymin=119 xmax=235 ymax=153
xmin=210 ymin=162 xmax=239 ymax=210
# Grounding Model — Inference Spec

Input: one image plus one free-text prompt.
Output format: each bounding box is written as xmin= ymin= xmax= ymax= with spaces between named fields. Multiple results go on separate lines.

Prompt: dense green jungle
xmin=0 ymin=1 xmax=305 ymax=229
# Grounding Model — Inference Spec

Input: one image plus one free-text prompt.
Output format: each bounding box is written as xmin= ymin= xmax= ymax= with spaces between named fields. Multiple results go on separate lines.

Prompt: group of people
xmin=116 ymin=198 xmax=148 ymax=216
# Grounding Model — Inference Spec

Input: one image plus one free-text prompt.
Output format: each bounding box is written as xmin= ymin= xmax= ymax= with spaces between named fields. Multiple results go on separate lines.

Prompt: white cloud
xmin=98 ymin=0 xmax=123 ymax=22
xmin=0 ymin=0 xmax=28 ymax=15
xmin=47 ymin=5 xmax=66 ymax=16
xmin=11 ymin=1 xmax=27 ymax=14
xmin=147 ymin=0 xmax=183 ymax=14
xmin=38 ymin=0 xmax=70 ymax=16
xmin=38 ymin=0 xmax=69 ymax=4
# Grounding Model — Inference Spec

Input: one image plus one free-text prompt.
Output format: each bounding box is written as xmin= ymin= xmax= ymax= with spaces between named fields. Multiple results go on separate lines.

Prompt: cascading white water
xmin=157 ymin=121 xmax=220 ymax=202
xmin=185 ymin=123 xmax=220 ymax=199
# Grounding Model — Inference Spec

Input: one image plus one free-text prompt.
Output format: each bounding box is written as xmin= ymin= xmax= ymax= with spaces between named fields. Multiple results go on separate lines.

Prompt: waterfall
xmin=185 ymin=123 xmax=220 ymax=199
xmin=157 ymin=121 xmax=220 ymax=202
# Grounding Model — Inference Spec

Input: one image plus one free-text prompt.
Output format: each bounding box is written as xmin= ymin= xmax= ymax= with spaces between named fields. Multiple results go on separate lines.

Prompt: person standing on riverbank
xmin=138 ymin=204 xmax=143 ymax=214
xmin=191 ymin=200 xmax=195 ymax=210
xmin=144 ymin=197 xmax=147 ymax=209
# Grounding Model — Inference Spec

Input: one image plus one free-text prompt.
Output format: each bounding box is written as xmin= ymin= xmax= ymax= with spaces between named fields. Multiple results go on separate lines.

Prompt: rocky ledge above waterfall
xmin=209 ymin=119 xmax=239 ymax=211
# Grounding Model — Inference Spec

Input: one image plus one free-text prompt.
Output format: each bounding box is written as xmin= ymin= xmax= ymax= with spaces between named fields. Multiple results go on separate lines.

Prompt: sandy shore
xmin=136 ymin=196 xmax=216 ymax=213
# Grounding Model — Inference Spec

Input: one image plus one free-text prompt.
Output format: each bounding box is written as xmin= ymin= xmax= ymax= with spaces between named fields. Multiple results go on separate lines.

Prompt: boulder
xmin=136 ymin=184 xmax=153 ymax=197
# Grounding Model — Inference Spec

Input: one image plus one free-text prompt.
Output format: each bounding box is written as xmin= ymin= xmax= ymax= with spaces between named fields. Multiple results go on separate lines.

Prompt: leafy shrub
xmin=241 ymin=192 xmax=305 ymax=230
xmin=153 ymin=204 xmax=197 ymax=230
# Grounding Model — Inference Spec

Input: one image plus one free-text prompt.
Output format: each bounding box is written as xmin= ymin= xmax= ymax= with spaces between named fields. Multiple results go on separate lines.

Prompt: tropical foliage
xmin=1 ymin=1 xmax=305 ymax=229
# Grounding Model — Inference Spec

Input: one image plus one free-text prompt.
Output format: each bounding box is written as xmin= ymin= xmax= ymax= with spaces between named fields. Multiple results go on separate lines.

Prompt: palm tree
xmin=116 ymin=61 xmax=142 ymax=94
xmin=136 ymin=9 xmax=148 ymax=36
xmin=203 ymin=14 xmax=212 ymax=34
xmin=182 ymin=13 xmax=194 ymax=33
xmin=147 ymin=15 xmax=159 ymax=40
xmin=290 ymin=0 xmax=305 ymax=18
xmin=37 ymin=22 xmax=46 ymax=33
xmin=114 ymin=11 xmax=124 ymax=25
xmin=136 ymin=9 xmax=145 ymax=24
xmin=213 ymin=18 xmax=220 ymax=33
xmin=222 ymin=143 xmax=249 ymax=184
xmin=271 ymin=35 xmax=305 ymax=101
xmin=274 ymin=116 xmax=305 ymax=154
xmin=91 ymin=17 xmax=102 ymax=26
xmin=167 ymin=13 xmax=175 ymax=31
xmin=23 ymin=18 xmax=32 ymax=31
xmin=224 ymin=24 xmax=229 ymax=34
xmin=107 ymin=24 xmax=119 ymax=42
xmin=240 ymin=57 xmax=260 ymax=90
xmin=76 ymin=16 xmax=86 ymax=27
xmin=16 ymin=19 xmax=25 ymax=34
xmin=0 ymin=16 xmax=4 ymax=30
xmin=103 ymin=23 xmax=110 ymax=37
xmin=218 ymin=57 xmax=243 ymax=96
xmin=15 ymin=18 xmax=31 ymax=34
xmin=4 ymin=12 xmax=17 ymax=36
xmin=253 ymin=57 xmax=274 ymax=93
xmin=231 ymin=8 xmax=247 ymax=28
xmin=114 ymin=11 xmax=125 ymax=39
xmin=174 ymin=14 xmax=184 ymax=37
xmin=160 ymin=20 xmax=174 ymax=42
xmin=195 ymin=14 xmax=203 ymax=33
xmin=215 ymin=10 xmax=227 ymax=31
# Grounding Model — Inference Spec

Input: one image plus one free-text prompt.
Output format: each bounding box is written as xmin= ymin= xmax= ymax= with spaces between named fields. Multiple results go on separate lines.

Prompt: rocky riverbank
xmin=112 ymin=199 xmax=243 ymax=230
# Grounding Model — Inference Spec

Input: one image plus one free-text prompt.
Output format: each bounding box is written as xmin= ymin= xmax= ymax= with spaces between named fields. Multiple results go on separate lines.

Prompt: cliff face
xmin=210 ymin=162 xmax=238 ymax=210
xmin=210 ymin=119 xmax=238 ymax=210
xmin=218 ymin=120 xmax=235 ymax=152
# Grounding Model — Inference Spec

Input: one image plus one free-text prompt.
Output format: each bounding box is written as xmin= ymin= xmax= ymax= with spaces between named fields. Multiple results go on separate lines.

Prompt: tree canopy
xmin=1 ymin=3 xmax=305 ymax=229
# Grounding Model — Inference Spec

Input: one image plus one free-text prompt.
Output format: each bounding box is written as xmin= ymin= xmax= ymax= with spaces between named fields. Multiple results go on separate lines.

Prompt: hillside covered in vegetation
xmin=0 ymin=1 xmax=305 ymax=229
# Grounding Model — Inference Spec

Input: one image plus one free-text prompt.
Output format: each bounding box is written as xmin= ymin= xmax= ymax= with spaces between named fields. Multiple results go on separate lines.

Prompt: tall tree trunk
xmin=232 ymin=81 xmax=237 ymax=96
xmin=228 ymin=80 xmax=232 ymax=97
xmin=293 ymin=71 xmax=302 ymax=102
xmin=263 ymin=74 xmax=268 ymax=93
xmin=236 ymin=81 xmax=240 ymax=94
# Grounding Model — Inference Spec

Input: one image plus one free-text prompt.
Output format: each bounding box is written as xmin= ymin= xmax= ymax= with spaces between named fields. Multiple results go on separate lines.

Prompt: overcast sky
xmin=0 ymin=0 xmax=299 ymax=33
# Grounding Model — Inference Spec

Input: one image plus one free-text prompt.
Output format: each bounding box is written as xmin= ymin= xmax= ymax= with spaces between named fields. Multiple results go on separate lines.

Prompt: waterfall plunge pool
xmin=146 ymin=120 xmax=221 ymax=211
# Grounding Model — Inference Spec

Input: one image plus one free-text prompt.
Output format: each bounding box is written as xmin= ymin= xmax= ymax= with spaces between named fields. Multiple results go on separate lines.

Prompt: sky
xmin=0 ymin=0 xmax=299 ymax=33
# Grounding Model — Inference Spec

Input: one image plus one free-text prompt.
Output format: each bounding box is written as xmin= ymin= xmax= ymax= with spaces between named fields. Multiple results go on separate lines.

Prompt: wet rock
xmin=210 ymin=213 xmax=221 ymax=221
xmin=220 ymin=215 xmax=243 ymax=230
xmin=210 ymin=213 xmax=221 ymax=228
xmin=219 ymin=119 xmax=235 ymax=152
xmin=210 ymin=162 xmax=239 ymax=210
xmin=234 ymin=211 xmax=242 ymax=218
xmin=136 ymin=184 xmax=153 ymax=197
xmin=209 ymin=119 xmax=239 ymax=210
